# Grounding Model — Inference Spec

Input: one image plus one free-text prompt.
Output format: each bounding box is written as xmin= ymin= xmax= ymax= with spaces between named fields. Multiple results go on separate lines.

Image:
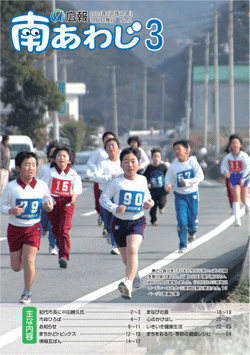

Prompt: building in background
xmin=192 ymin=65 xmax=249 ymax=130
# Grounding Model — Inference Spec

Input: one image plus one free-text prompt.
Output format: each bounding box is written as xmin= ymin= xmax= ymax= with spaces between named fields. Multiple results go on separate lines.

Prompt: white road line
xmin=0 ymin=237 xmax=7 ymax=241
xmin=0 ymin=208 xmax=246 ymax=348
xmin=81 ymin=210 xmax=97 ymax=216
xmin=201 ymin=180 xmax=222 ymax=186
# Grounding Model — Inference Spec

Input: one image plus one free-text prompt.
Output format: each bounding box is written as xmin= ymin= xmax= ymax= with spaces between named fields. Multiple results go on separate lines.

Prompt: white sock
xmin=245 ymin=197 xmax=250 ymax=208
xmin=233 ymin=202 xmax=240 ymax=219
xmin=125 ymin=278 xmax=133 ymax=288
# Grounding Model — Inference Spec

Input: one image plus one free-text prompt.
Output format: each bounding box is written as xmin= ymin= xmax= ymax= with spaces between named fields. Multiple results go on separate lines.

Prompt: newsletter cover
xmin=0 ymin=1 xmax=249 ymax=354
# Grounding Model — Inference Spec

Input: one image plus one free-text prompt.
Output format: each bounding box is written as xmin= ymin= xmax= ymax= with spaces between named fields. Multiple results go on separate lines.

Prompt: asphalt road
xmin=0 ymin=178 xmax=249 ymax=354
xmin=1 ymin=179 xmax=248 ymax=304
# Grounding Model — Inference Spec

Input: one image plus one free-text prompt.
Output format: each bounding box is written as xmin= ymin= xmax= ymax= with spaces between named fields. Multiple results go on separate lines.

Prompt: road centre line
xmin=81 ymin=210 xmax=97 ymax=216
xmin=0 ymin=208 xmax=246 ymax=349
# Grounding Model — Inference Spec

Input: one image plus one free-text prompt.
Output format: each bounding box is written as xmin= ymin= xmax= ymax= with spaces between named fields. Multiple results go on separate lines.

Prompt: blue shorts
xmin=230 ymin=173 xmax=250 ymax=187
xmin=111 ymin=216 xmax=146 ymax=248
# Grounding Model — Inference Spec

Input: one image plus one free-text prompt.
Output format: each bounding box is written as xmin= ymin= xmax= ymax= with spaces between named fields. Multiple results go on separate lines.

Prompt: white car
xmin=73 ymin=151 xmax=94 ymax=181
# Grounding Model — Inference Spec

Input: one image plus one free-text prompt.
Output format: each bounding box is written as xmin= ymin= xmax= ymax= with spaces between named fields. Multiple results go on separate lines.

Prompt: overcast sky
xmin=66 ymin=0 xmax=227 ymax=66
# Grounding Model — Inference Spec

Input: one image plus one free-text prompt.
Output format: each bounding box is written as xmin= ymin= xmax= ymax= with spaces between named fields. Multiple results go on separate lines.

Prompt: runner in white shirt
xmin=127 ymin=135 xmax=150 ymax=173
xmin=36 ymin=140 xmax=60 ymax=254
xmin=165 ymin=140 xmax=204 ymax=253
xmin=0 ymin=151 xmax=53 ymax=304
xmin=93 ymin=137 xmax=123 ymax=254
xmin=100 ymin=147 xmax=154 ymax=299
xmin=220 ymin=134 xmax=250 ymax=225
xmin=87 ymin=131 xmax=116 ymax=226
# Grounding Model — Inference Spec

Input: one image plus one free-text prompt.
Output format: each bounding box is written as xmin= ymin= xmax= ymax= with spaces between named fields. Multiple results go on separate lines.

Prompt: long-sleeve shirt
xmin=0 ymin=142 xmax=10 ymax=170
xmin=87 ymin=147 xmax=108 ymax=171
xmin=36 ymin=162 xmax=51 ymax=179
xmin=138 ymin=147 xmax=150 ymax=171
xmin=220 ymin=151 xmax=250 ymax=182
xmin=93 ymin=158 xmax=123 ymax=191
xmin=100 ymin=173 xmax=153 ymax=220
xmin=41 ymin=165 xmax=82 ymax=197
xmin=165 ymin=157 xmax=204 ymax=195
xmin=0 ymin=178 xmax=52 ymax=227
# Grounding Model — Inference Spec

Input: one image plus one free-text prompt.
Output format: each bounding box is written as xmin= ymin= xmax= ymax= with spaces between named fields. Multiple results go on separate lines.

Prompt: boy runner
xmin=93 ymin=137 xmax=123 ymax=254
xmin=165 ymin=140 xmax=204 ymax=253
xmin=87 ymin=131 xmax=116 ymax=226
xmin=100 ymin=147 xmax=153 ymax=299
xmin=0 ymin=151 xmax=53 ymax=304
xmin=144 ymin=148 xmax=168 ymax=226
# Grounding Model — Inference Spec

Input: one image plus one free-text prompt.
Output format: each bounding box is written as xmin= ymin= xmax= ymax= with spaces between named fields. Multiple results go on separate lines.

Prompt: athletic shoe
xmin=179 ymin=248 xmax=187 ymax=253
xmin=118 ymin=280 xmax=132 ymax=299
xmin=110 ymin=246 xmax=120 ymax=255
xmin=102 ymin=228 xmax=108 ymax=238
xmin=19 ymin=291 xmax=31 ymax=304
xmin=245 ymin=204 xmax=250 ymax=215
xmin=188 ymin=234 xmax=196 ymax=243
xmin=133 ymin=273 xmax=141 ymax=288
xmin=151 ymin=222 xmax=158 ymax=226
xmin=234 ymin=218 xmax=241 ymax=226
xmin=59 ymin=257 xmax=68 ymax=268
xmin=106 ymin=233 xmax=111 ymax=244
xmin=49 ymin=245 xmax=58 ymax=255
xmin=41 ymin=229 xmax=48 ymax=237
xmin=159 ymin=208 xmax=165 ymax=214
xmin=98 ymin=215 xmax=104 ymax=226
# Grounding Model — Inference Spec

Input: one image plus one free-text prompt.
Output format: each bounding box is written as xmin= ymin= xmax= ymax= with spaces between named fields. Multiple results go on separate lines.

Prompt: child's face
xmin=121 ymin=153 xmax=140 ymax=180
xmin=174 ymin=144 xmax=188 ymax=162
xmin=129 ymin=140 xmax=138 ymax=148
xmin=16 ymin=157 xmax=37 ymax=181
xmin=105 ymin=140 xmax=120 ymax=160
xmin=152 ymin=152 xmax=161 ymax=165
xmin=230 ymin=138 xmax=241 ymax=153
xmin=55 ymin=150 xmax=71 ymax=171
xmin=103 ymin=134 xmax=114 ymax=146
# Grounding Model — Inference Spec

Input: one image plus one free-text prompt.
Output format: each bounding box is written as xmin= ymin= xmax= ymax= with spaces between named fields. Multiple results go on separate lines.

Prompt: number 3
xmin=145 ymin=18 xmax=164 ymax=51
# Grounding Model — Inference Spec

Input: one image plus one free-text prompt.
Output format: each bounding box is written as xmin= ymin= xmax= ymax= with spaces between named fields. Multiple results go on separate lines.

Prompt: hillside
xmin=43 ymin=1 xmax=249 ymax=133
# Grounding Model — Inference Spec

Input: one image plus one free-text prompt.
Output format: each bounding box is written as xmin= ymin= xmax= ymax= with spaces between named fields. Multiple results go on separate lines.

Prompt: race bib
xmin=177 ymin=169 xmax=194 ymax=187
xmin=228 ymin=160 xmax=242 ymax=173
xmin=16 ymin=198 xmax=42 ymax=220
xmin=119 ymin=190 xmax=145 ymax=212
xmin=51 ymin=178 xmax=71 ymax=197
xmin=150 ymin=174 xmax=164 ymax=188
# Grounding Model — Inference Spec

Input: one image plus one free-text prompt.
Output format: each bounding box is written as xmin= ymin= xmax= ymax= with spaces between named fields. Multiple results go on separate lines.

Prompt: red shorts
xmin=7 ymin=222 xmax=42 ymax=252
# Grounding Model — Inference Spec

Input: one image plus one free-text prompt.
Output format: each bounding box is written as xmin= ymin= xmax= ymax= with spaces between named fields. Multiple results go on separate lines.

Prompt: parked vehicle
xmin=0 ymin=135 xmax=34 ymax=180
xmin=73 ymin=151 xmax=94 ymax=181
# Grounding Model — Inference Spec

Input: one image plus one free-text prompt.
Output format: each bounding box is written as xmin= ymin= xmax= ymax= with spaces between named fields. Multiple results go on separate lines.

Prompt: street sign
xmin=57 ymin=81 xmax=66 ymax=114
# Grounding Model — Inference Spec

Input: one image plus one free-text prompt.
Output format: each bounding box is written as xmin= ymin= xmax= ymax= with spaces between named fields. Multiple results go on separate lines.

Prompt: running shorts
xmin=7 ymin=222 xmax=42 ymax=252
xmin=230 ymin=173 xmax=250 ymax=187
xmin=111 ymin=216 xmax=146 ymax=248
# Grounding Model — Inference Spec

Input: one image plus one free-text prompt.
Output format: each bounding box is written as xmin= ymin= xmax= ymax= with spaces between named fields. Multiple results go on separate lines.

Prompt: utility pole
xmin=143 ymin=66 xmax=147 ymax=130
xmin=52 ymin=0 xmax=59 ymax=140
xmin=214 ymin=11 xmax=220 ymax=156
xmin=103 ymin=74 xmax=108 ymax=128
xmin=111 ymin=66 xmax=118 ymax=137
xmin=204 ymin=32 xmax=210 ymax=150
xmin=161 ymin=73 xmax=165 ymax=133
xmin=229 ymin=0 xmax=235 ymax=134
xmin=185 ymin=42 xmax=193 ymax=139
